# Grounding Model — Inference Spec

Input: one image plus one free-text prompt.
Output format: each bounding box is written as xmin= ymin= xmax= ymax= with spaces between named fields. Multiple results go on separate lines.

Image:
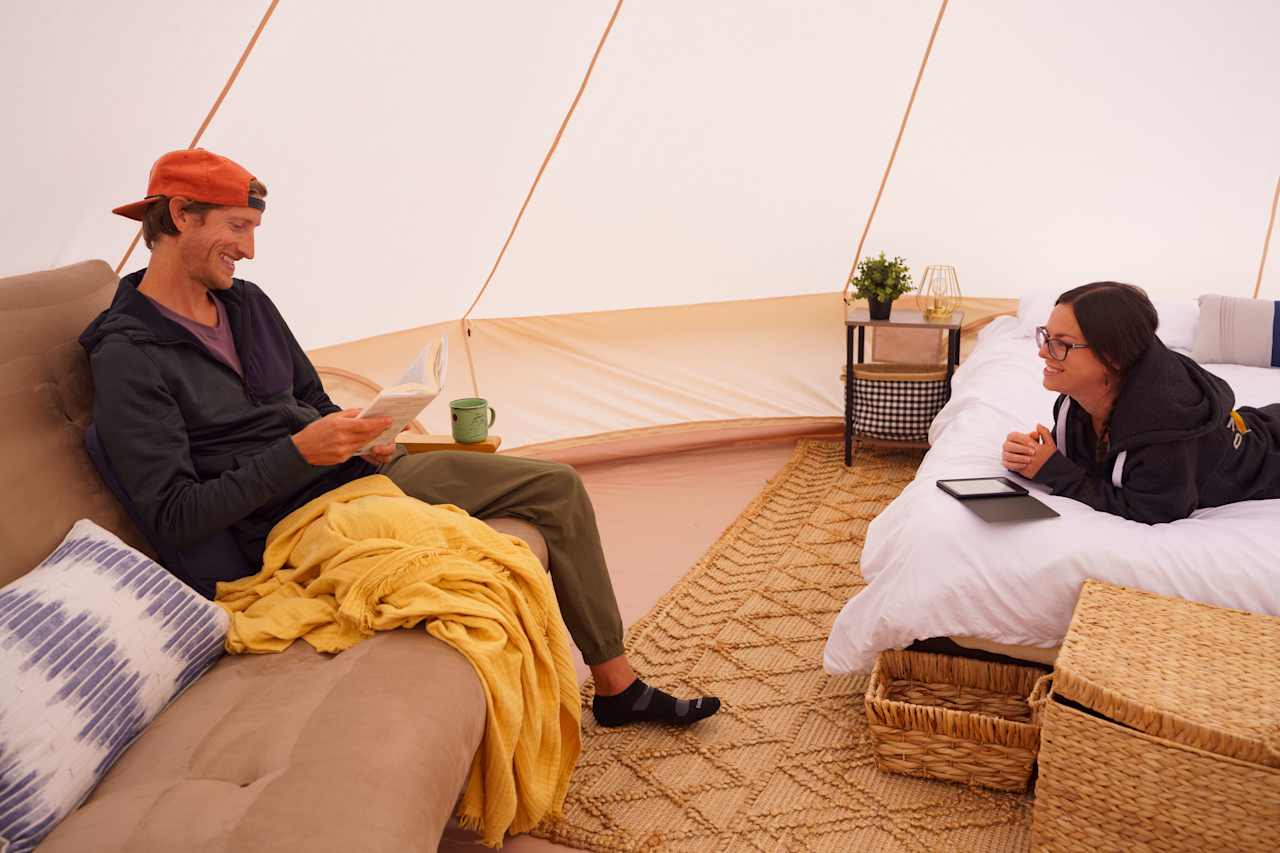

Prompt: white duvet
xmin=823 ymin=312 xmax=1280 ymax=675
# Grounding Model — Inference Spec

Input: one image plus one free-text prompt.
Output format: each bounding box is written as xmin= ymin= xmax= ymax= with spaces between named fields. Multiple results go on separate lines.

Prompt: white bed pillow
xmin=1015 ymin=290 xmax=1198 ymax=351
xmin=0 ymin=520 xmax=228 ymax=853
xmin=1157 ymin=298 xmax=1200 ymax=353
xmin=1013 ymin=291 xmax=1058 ymax=337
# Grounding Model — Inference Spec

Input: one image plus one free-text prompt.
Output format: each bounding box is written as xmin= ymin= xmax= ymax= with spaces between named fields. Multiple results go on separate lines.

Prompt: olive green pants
xmin=380 ymin=450 xmax=624 ymax=665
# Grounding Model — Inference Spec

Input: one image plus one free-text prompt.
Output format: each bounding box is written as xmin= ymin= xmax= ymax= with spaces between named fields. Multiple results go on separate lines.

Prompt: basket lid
xmin=1053 ymin=581 xmax=1280 ymax=767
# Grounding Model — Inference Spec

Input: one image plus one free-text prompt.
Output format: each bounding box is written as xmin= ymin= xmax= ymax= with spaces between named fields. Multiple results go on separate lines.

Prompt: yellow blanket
xmin=215 ymin=475 xmax=581 ymax=846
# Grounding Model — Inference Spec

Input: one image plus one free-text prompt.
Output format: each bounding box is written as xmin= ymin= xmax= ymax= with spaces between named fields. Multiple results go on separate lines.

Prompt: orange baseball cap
xmin=112 ymin=148 xmax=265 ymax=221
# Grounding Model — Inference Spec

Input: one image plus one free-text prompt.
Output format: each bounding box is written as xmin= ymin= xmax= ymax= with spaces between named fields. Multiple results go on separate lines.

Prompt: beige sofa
xmin=2 ymin=260 xmax=547 ymax=852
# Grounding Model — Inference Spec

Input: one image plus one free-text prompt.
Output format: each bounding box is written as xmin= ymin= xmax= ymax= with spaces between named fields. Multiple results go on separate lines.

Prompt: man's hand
xmin=360 ymin=442 xmax=398 ymax=467
xmin=1002 ymin=424 xmax=1056 ymax=478
xmin=291 ymin=409 xmax=392 ymax=466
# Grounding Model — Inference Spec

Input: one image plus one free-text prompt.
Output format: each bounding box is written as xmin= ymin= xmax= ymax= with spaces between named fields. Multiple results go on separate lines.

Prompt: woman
xmin=1002 ymin=281 xmax=1280 ymax=523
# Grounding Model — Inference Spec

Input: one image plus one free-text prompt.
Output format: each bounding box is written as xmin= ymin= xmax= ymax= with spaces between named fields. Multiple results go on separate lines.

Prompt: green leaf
xmin=849 ymin=251 xmax=913 ymax=301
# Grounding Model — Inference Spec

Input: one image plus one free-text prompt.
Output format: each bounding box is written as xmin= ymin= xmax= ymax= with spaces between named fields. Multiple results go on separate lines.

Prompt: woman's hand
xmin=1003 ymin=424 xmax=1057 ymax=478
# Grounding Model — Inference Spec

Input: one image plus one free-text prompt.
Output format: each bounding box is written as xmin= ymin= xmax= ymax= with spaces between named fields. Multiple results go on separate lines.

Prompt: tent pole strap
xmin=460 ymin=317 xmax=480 ymax=400
xmin=840 ymin=0 xmax=950 ymax=304
xmin=1253 ymin=175 xmax=1280 ymax=299
xmin=459 ymin=0 xmax=626 ymax=397
xmin=115 ymin=0 xmax=282 ymax=275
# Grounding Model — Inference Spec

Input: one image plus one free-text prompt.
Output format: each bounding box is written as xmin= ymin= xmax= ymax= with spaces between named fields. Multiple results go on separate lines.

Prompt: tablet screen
xmin=941 ymin=478 xmax=1020 ymax=496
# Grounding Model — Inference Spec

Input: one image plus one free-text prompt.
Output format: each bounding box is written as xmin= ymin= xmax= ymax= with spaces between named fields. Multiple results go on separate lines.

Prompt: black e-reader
xmin=936 ymin=477 xmax=1059 ymax=522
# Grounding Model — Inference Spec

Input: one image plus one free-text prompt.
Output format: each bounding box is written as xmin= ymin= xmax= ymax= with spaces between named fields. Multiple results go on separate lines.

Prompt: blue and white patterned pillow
xmin=0 ymin=520 xmax=228 ymax=853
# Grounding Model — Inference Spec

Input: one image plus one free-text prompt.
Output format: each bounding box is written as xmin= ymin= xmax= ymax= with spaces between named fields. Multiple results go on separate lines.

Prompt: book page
xmin=395 ymin=334 xmax=447 ymax=388
xmin=355 ymin=338 xmax=447 ymax=452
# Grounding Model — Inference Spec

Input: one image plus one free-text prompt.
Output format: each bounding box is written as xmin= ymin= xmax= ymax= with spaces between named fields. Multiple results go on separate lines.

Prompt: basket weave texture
xmin=850 ymin=363 xmax=948 ymax=382
xmin=1032 ymin=581 xmax=1280 ymax=852
xmin=864 ymin=649 xmax=1049 ymax=792
xmin=1051 ymin=580 xmax=1280 ymax=766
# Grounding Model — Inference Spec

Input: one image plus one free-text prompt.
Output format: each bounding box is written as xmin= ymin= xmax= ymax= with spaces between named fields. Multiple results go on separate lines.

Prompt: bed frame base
xmin=909 ymin=636 xmax=1058 ymax=669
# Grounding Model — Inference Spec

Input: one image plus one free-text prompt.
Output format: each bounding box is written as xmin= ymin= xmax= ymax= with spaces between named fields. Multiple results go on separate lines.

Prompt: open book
xmin=355 ymin=337 xmax=448 ymax=452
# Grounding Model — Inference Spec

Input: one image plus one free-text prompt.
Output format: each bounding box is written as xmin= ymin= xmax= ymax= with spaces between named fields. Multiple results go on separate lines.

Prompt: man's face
xmin=177 ymin=203 xmax=261 ymax=291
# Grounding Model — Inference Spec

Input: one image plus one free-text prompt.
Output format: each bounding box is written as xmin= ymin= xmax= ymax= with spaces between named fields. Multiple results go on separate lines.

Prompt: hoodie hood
xmin=79 ymin=268 xmax=243 ymax=354
xmin=1107 ymin=338 xmax=1234 ymax=452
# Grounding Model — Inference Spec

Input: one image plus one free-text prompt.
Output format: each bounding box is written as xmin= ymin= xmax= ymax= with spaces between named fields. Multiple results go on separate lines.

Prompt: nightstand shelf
xmin=843 ymin=307 xmax=964 ymax=467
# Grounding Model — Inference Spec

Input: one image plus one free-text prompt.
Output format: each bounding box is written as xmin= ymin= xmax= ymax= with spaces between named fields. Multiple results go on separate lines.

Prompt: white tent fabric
xmin=3 ymin=1 xmax=1277 ymax=447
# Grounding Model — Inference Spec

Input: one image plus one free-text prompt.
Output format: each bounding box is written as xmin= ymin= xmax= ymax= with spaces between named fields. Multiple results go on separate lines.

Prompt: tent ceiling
xmin=3 ymin=1 xmax=1277 ymax=349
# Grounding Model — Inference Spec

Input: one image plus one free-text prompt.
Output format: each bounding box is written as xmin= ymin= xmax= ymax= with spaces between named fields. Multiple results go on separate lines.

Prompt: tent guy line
xmin=459 ymin=0 xmax=626 ymax=398
xmin=840 ymin=0 xmax=950 ymax=306
xmin=114 ymin=0 xmax=282 ymax=276
xmin=1253 ymin=175 xmax=1280 ymax=299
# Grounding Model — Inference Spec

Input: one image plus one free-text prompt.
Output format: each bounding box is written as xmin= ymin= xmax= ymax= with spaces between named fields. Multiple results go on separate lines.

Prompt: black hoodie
xmin=1032 ymin=338 xmax=1280 ymax=523
xmin=79 ymin=270 xmax=374 ymax=567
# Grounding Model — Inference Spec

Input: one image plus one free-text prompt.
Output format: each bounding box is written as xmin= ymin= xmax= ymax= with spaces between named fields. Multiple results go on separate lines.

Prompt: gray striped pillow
xmin=1191 ymin=294 xmax=1280 ymax=367
xmin=0 ymin=520 xmax=228 ymax=853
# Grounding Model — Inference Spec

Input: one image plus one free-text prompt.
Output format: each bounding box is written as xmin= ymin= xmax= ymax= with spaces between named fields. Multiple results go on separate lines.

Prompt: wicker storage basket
xmin=864 ymin=649 xmax=1050 ymax=791
xmin=849 ymin=363 xmax=948 ymax=442
xmin=1032 ymin=581 xmax=1280 ymax=852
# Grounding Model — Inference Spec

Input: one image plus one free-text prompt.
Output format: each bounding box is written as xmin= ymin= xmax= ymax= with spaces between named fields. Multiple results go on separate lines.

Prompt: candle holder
xmin=915 ymin=265 xmax=961 ymax=321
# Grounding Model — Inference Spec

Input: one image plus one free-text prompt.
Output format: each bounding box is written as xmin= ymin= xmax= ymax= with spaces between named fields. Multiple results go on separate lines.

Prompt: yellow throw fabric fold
xmin=215 ymin=475 xmax=581 ymax=846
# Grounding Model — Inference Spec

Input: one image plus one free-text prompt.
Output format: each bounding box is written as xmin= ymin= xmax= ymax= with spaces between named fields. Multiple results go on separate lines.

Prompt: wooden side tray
xmin=397 ymin=433 xmax=501 ymax=454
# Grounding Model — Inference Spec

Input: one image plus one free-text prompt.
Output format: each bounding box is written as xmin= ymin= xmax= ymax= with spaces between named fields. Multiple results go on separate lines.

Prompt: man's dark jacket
xmin=1033 ymin=337 xmax=1280 ymax=523
xmin=79 ymin=269 xmax=373 ymax=569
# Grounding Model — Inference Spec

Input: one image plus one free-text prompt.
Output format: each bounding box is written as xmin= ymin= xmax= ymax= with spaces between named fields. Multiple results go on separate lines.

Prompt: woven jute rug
xmin=533 ymin=439 xmax=1033 ymax=852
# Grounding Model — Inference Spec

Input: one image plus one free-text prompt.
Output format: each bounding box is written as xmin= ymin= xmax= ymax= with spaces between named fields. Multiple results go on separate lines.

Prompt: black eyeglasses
xmin=1035 ymin=326 xmax=1090 ymax=362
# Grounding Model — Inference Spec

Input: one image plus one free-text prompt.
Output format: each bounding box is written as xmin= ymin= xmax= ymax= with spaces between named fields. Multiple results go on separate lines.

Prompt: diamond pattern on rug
xmin=533 ymin=440 xmax=1033 ymax=852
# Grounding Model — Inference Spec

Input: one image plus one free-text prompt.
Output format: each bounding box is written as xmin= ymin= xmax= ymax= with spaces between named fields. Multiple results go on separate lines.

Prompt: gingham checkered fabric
xmin=853 ymin=374 xmax=948 ymax=441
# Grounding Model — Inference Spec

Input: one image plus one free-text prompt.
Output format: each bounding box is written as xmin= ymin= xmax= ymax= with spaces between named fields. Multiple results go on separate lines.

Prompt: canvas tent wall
xmin=3 ymin=1 xmax=1277 ymax=449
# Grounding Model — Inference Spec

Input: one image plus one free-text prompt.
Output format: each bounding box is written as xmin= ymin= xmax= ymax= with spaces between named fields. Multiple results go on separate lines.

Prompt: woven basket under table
xmin=1032 ymin=581 xmax=1280 ymax=853
xmin=864 ymin=649 xmax=1050 ymax=792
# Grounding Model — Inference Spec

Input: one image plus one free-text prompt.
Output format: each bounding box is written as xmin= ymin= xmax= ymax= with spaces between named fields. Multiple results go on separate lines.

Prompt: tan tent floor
xmin=439 ymin=433 xmax=819 ymax=851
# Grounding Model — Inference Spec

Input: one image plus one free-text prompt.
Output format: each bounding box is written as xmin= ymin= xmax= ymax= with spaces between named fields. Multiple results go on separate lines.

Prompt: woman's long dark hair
xmin=1056 ymin=282 xmax=1159 ymax=463
xmin=1055 ymin=282 xmax=1158 ymax=378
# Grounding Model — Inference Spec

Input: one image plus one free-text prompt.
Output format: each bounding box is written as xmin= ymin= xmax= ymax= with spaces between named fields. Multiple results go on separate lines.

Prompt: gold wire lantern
xmin=914 ymin=265 xmax=961 ymax=321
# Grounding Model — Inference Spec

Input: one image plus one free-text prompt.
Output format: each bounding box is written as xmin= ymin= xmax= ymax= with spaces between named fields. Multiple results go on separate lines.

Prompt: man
xmin=82 ymin=148 xmax=719 ymax=729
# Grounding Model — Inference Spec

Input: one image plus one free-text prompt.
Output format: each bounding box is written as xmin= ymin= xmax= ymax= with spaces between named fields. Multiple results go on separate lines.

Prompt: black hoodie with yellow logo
xmin=1032 ymin=338 xmax=1280 ymax=523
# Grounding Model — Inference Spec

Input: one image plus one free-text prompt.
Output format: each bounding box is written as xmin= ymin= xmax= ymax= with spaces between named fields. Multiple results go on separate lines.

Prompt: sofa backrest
xmin=0 ymin=260 xmax=151 ymax=587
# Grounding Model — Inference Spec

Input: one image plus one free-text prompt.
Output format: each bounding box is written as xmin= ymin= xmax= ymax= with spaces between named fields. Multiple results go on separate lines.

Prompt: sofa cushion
xmin=0 ymin=261 xmax=150 ymax=588
xmin=1 ymin=519 xmax=227 ymax=853
xmin=35 ymin=630 xmax=487 ymax=853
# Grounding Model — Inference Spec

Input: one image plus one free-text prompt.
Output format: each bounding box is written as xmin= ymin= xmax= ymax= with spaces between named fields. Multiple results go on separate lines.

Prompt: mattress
xmin=824 ymin=313 xmax=1280 ymax=674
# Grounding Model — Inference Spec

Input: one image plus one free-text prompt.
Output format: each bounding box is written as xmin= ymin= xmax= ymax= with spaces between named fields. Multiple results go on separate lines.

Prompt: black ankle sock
xmin=591 ymin=678 xmax=721 ymax=728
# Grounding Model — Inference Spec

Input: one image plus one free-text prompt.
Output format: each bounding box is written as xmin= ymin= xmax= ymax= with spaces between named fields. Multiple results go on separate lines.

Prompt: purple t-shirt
xmin=148 ymin=295 xmax=244 ymax=378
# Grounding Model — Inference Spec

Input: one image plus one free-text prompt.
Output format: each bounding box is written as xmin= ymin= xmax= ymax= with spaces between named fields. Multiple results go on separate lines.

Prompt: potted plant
xmin=848 ymin=252 xmax=914 ymax=320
